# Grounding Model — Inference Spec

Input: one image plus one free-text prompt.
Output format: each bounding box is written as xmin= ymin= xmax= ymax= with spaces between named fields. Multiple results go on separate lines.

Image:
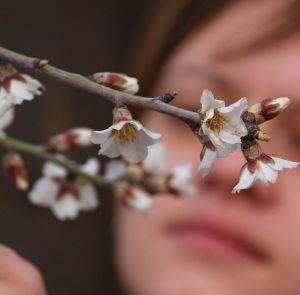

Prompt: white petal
xmin=198 ymin=147 xmax=216 ymax=177
xmin=112 ymin=120 xmax=131 ymax=131
xmin=127 ymin=188 xmax=153 ymax=215
xmin=219 ymin=97 xmax=248 ymax=125
xmin=170 ymin=163 xmax=197 ymax=197
xmin=270 ymin=156 xmax=300 ymax=171
xmin=105 ymin=160 xmax=127 ymax=182
xmin=28 ymin=178 xmax=58 ymax=207
xmin=0 ymin=108 xmax=14 ymax=131
xmin=119 ymin=138 xmax=148 ymax=163
xmin=42 ymin=161 xmax=67 ymax=178
xmin=51 ymin=195 xmax=81 ymax=221
xmin=81 ymin=158 xmax=100 ymax=175
xmin=91 ymin=127 xmax=113 ymax=144
xmin=10 ymin=80 xmax=33 ymax=102
xmin=143 ymin=142 xmax=168 ymax=175
xmin=200 ymin=89 xmax=225 ymax=112
xmin=98 ymin=136 xmax=121 ymax=158
xmin=259 ymin=162 xmax=278 ymax=184
xmin=216 ymin=144 xmax=238 ymax=157
xmin=232 ymin=165 xmax=256 ymax=193
xmin=79 ymin=183 xmax=99 ymax=210
xmin=139 ymin=125 xmax=162 ymax=142
xmin=219 ymin=129 xmax=241 ymax=145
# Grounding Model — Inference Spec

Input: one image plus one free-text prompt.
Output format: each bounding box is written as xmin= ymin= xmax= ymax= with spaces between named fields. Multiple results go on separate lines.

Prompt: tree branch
xmin=0 ymin=46 xmax=200 ymax=125
xmin=0 ymin=135 xmax=104 ymax=186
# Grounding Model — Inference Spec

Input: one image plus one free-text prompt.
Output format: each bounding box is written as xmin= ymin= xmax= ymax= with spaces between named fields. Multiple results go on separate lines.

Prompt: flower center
xmin=113 ymin=123 xmax=138 ymax=144
xmin=205 ymin=109 xmax=225 ymax=133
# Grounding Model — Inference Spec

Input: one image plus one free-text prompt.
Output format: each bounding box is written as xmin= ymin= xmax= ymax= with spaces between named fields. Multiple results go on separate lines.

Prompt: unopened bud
xmin=255 ymin=130 xmax=271 ymax=142
xmin=248 ymin=97 xmax=290 ymax=124
xmin=112 ymin=106 xmax=132 ymax=123
xmin=91 ymin=72 xmax=139 ymax=94
xmin=3 ymin=151 xmax=29 ymax=190
xmin=47 ymin=128 xmax=92 ymax=152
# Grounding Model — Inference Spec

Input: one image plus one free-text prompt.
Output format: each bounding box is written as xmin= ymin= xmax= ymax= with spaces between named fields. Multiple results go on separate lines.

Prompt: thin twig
xmin=0 ymin=135 xmax=104 ymax=186
xmin=0 ymin=46 xmax=200 ymax=125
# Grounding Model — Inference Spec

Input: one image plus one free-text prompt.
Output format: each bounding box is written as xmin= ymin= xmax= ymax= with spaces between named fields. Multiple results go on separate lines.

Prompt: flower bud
xmin=3 ymin=151 xmax=29 ymax=190
xmin=47 ymin=128 xmax=92 ymax=152
xmin=91 ymin=72 xmax=139 ymax=94
xmin=248 ymin=97 xmax=290 ymax=124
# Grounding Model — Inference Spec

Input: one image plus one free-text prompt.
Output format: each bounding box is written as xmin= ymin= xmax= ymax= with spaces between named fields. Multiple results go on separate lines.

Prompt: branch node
xmin=34 ymin=59 xmax=49 ymax=68
xmin=157 ymin=91 xmax=177 ymax=103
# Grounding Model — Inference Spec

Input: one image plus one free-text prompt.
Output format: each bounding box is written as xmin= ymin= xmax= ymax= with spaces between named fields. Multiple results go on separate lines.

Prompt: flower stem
xmin=0 ymin=135 xmax=104 ymax=186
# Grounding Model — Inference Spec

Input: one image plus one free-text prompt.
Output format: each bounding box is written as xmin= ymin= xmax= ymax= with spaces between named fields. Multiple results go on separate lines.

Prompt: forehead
xmin=154 ymin=28 xmax=300 ymax=110
xmin=152 ymin=0 xmax=300 ymax=109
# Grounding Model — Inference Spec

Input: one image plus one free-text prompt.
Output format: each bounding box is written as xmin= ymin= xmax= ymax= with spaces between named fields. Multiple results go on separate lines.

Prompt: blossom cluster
xmin=0 ymin=60 xmax=299 ymax=221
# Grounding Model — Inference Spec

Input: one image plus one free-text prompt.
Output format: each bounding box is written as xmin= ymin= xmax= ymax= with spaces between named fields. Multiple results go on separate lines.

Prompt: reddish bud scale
xmin=3 ymin=152 xmax=28 ymax=191
xmin=260 ymin=100 xmax=280 ymax=121
xmin=1 ymin=74 xmax=24 ymax=91
xmin=105 ymin=74 xmax=126 ymax=90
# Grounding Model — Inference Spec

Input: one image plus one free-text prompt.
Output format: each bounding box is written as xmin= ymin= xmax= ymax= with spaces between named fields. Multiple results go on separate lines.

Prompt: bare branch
xmin=0 ymin=46 xmax=200 ymax=125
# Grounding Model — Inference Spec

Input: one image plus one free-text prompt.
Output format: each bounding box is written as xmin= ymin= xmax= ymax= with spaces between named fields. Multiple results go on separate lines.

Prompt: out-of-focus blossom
xmin=232 ymin=154 xmax=299 ymax=193
xmin=0 ymin=108 xmax=14 ymax=133
xmin=91 ymin=72 xmax=139 ymax=94
xmin=169 ymin=163 xmax=197 ymax=197
xmin=3 ymin=151 xmax=29 ymax=191
xmin=248 ymin=97 xmax=290 ymax=124
xmin=91 ymin=107 xmax=161 ymax=163
xmin=28 ymin=158 xmax=99 ymax=221
xmin=115 ymin=182 xmax=153 ymax=215
xmin=0 ymin=73 xmax=44 ymax=106
xmin=46 ymin=128 xmax=92 ymax=152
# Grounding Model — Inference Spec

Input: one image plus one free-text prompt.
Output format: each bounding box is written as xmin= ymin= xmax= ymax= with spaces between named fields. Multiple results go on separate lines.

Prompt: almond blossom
xmin=0 ymin=73 xmax=44 ymax=112
xmin=114 ymin=182 xmax=153 ymax=215
xmin=91 ymin=107 xmax=161 ymax=163
xmin=199 ymin=89 xmax=248 ymax=149
xmin=197 ymin=89 xmax=248 ymax=177
xmin=28 ymin=158 xmax=99 ymax=220
xmin=232 ymin=154 xmax=299 ymax=194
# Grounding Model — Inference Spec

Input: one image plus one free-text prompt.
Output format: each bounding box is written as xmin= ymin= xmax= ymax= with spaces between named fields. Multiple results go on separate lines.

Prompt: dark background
xmin=0 ymin=1 xmax=159 ymax=294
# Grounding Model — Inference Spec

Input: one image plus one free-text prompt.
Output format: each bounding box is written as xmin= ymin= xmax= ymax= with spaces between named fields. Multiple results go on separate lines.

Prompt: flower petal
xmin=232 ymin=165 xmax=256 ymax=193
xmin=143 ymin=142 xmax=168 ymax=175
xmin=51 ymin=194 xmax=81 ymax=221
xmin=269 ymin=156 xmax=299 ymax=171
xmin=28 ymin=178 xmax=58 ymax=207
xmin=98 ymin=136 xmax=121 ymax=158
xmin=105 ymin=160 xmax=127 ymax=181
xmin=79 ymin=183 xmax=99 ymax=210
xmin=91 ymin=127 xmax=113 ymax=144
xmin=81 ymin=158 xmax=100 ymax=175
xmin=198 ymin=147 xmax=216 ymax=177
xmin=42 ymin=161 xmax=67 ymax=178
xmin=200 ymin=89 xmax=225 ymax=112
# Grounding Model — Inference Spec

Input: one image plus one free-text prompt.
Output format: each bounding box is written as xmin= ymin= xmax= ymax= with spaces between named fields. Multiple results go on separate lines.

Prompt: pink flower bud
xmin=248 ymin=97 xmax=290 ymax=124
xmin=91 ymin=72 xmax=139 ymax=94
xmin=3 ymin=151 xmax=29 ymax=191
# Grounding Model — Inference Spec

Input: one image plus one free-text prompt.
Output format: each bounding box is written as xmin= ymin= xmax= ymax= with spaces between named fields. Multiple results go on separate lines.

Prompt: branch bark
xmin=0 ymin=46 xmax=200 ymax=125
xmin=0 ymin=135 xmax=104 ymax=186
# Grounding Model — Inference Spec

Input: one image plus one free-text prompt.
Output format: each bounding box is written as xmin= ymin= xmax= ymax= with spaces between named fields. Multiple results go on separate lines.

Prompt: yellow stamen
xmin=113 ymin=123 xmax=138 ymax=145
xmin=205 ymin=109 xmax=225 ymax=133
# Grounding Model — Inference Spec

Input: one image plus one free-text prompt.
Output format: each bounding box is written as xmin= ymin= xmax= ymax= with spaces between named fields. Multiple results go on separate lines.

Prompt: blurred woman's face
xmin=115 ymin=1 xmax=300 ymax=295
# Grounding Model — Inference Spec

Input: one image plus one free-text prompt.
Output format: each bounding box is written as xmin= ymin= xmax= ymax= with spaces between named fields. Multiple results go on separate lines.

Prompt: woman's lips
xmin=166 ymin=218 xmax=269 ymax=263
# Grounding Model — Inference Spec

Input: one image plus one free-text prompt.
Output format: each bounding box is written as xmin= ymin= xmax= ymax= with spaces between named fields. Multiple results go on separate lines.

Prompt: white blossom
xmin=115 ymin=182 xmax=153 ymax=215
xmin=232 ymin=155 xmax=299 ymax=193
xmin=199 ymin=89 xmax=248 ymax=150
xmin=91 ymin=107 xmax=161 ymax=163
xmin=0 ymin=74 xmax=43 ymax=106
xmin=198 ymin=143 xmax=238 ymax=177
xmin=28 ymin=158 xmax=99 ymax=220
xmin=169 ymin=163 xmax=197 ymax=197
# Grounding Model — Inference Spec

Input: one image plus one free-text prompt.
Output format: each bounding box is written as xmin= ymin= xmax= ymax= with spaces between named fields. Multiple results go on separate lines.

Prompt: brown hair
xmin=127 ymin=0 xmax=300 ymax=95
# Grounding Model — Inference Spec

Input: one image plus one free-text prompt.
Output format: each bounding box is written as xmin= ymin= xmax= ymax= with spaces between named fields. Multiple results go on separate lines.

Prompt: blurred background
xmin=0 ymin=1 xmax=159 ymax=294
